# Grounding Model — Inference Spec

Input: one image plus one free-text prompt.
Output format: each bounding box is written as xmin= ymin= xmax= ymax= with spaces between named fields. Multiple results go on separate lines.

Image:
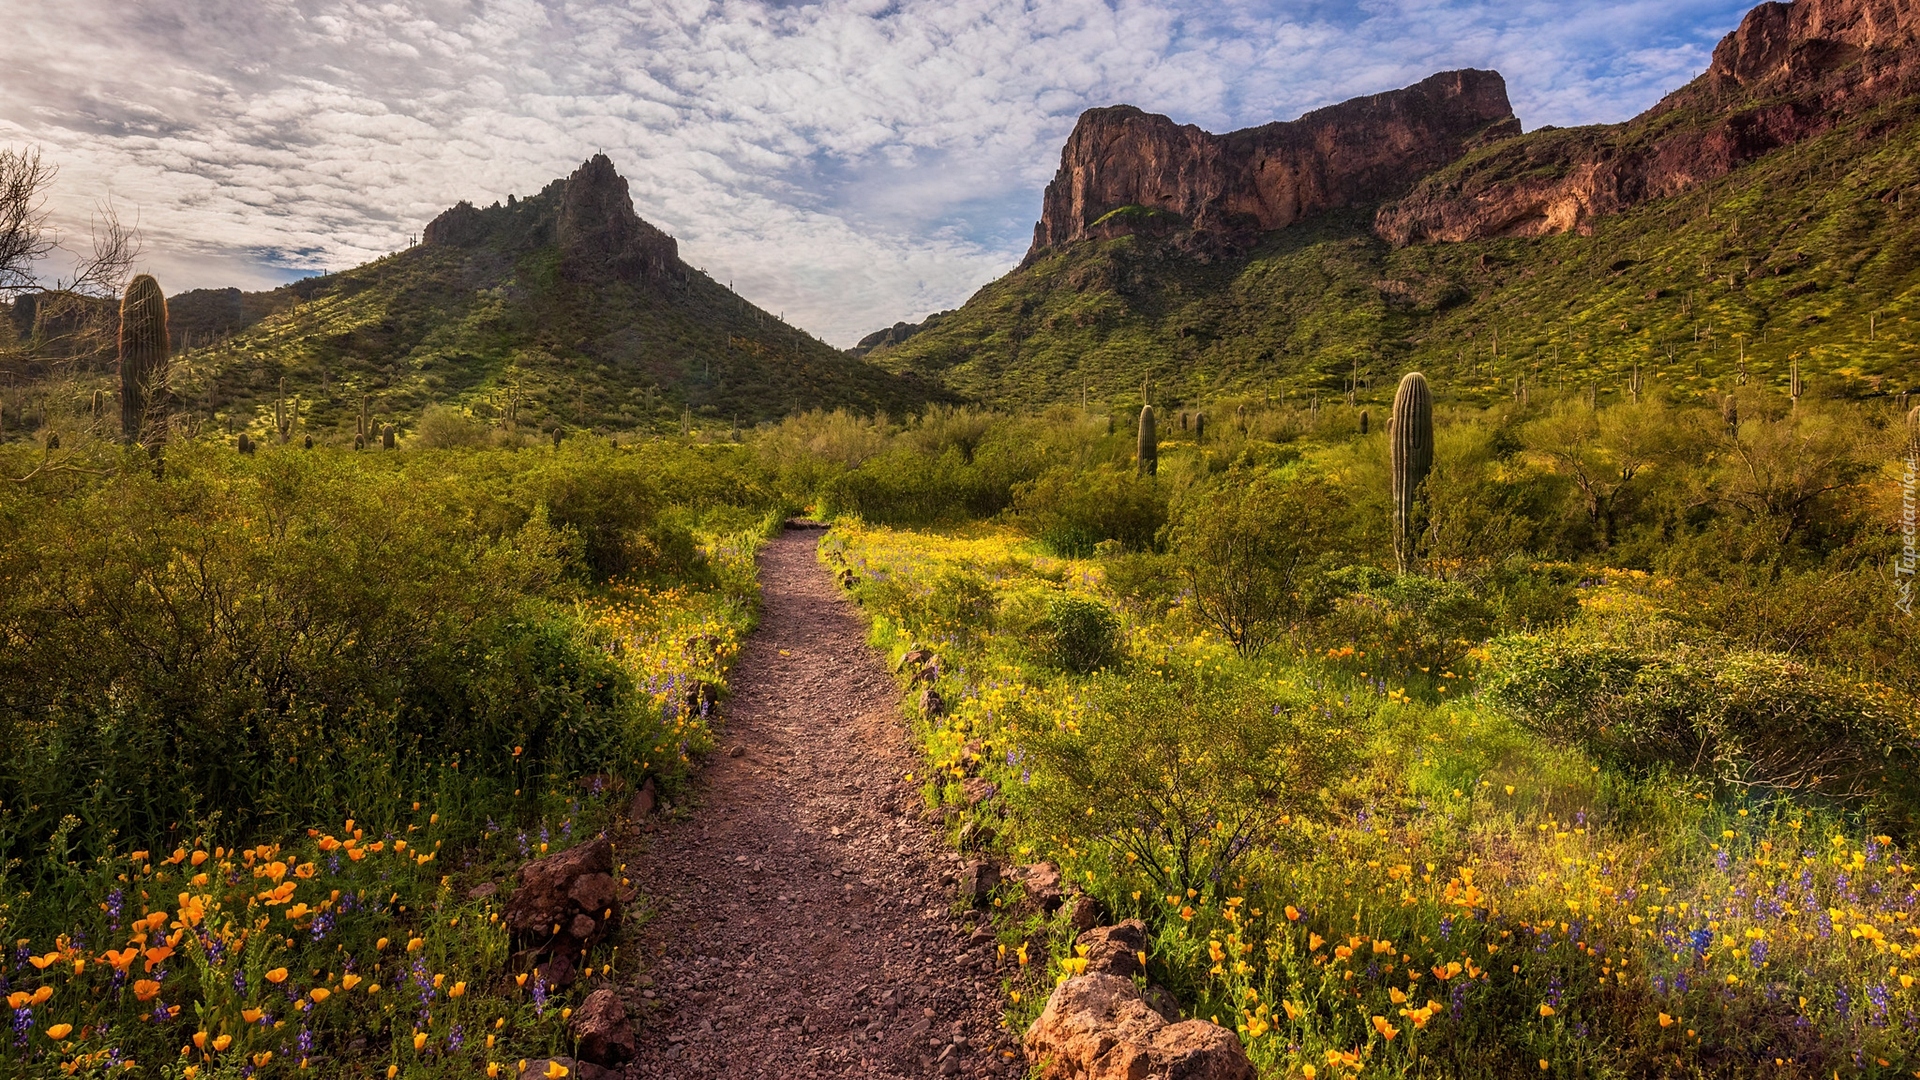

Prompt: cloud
xmin=1 ymin=0 xmax=1755 ymax=346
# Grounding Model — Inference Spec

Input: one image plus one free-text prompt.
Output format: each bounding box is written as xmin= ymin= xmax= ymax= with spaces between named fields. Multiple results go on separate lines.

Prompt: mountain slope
xmin=867 ymin=0 xmax=1920 ymax=410
xmin=174 ymin=155 xmax=935 ymax=440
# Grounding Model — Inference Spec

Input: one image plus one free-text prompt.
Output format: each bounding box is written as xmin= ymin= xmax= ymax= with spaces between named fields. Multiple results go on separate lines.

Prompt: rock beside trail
xmin=504 ymin=838 xmax=622 ymax=977
xmin=1076 ymin=919 xmax=1147 ymax=978
xmin=570 ymin=988 xmax=635 ymax=1066
xmin=1014 ymin=862 xmax=1064 ymax=910
xmin=1024 ymin=973 xmax=1254 ymax=1080
xmin=519 ymin=1056 xmax=620 ymax=1080
xmin=957 ymin=859 xmax=1000 ymax=906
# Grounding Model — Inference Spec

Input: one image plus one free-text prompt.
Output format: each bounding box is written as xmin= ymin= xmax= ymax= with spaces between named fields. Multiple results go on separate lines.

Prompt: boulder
xmin=505 ymin=838 xmax=621 ymax=958
xmin=570 ymin=988 xmax=636 ymax=1066
xmin=919 ymin=687 xmax=946 ymax=718
xmin=1076 ymin=920 xmax=1147 ymax=979
xmin=960 ymin=777 xmax=998 ymax=807
xmin=1024 ymin=974 xmax=1253 ymax=1080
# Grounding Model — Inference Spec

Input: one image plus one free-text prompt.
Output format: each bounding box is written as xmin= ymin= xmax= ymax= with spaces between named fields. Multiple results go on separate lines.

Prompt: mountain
xmin=862 ymin=0 xmax=1920 ymax=409
xmin=1026 ymin=70 xmax=1518 ymax=261
xmin=162 ymin=154 xmax=936 ymax=440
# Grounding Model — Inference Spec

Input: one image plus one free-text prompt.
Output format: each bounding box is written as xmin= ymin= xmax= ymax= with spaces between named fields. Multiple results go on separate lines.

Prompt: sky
xmin=1 ymin=0 xmax=1758 ymax=347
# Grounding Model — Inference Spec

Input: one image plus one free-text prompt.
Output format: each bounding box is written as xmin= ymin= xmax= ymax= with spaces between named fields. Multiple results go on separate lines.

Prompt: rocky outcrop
xmin=1024 ymin=973 xmax=1254 ymax=1080
xmin=422 ymin=153 xmax=686 ymax=287
xmin=1377 ymin=0 xmax=1920 ymax=244
xmin=557 ymin=153 xmax=685 ymax=285
xmin=1025 ymin=69 xmax=1518 ymax=261
xmin=848 ymin=310 xmax=953 ymax=358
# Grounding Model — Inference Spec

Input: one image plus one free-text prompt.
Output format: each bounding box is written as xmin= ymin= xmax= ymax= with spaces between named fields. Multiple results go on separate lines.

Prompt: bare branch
xmin=60 ymin=197 xmax=140 ymax=299
xmin=0 ymin=147 xmax=58 ymax=295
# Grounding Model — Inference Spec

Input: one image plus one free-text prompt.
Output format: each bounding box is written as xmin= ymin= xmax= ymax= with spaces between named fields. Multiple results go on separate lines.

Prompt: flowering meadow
xmin=827 ymin=517 xmax=1920 ymax=1079
xmin=0 ymin=438 xmax=774 ymax=1077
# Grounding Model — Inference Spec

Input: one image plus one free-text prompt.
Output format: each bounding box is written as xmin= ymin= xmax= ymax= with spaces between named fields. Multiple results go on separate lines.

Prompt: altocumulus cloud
xmin=1 ymin=0 xmax=1753 ymax=346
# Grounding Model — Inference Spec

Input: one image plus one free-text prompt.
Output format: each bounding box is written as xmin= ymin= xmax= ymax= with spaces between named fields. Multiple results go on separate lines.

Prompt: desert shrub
xmin=1099 ymin=550 xmax=1184 ymax=617
xmin=1168 ymin=468 xmax=1341 ymax=654
xmin=1012 ymin=655 xmax=1353 ymax=901
xmin=1309 ymin=569 xmax=1495 ymax=679
xmin=1041 ymin=595 xmax=1122 ymax=674
xmin=861 ymin=565 xmax=998 ymax=647
xmin=1483 ymin=628 xmax=1917 ymax=811
xmin=1012 ymin=464 xmax=1167 ymax=556
xmin=413 ymin=403 xmax=497 ymax=448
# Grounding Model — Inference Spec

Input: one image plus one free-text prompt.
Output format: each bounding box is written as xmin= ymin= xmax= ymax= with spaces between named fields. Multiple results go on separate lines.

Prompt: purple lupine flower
xmin=532 ymin=979 xmax=549 ymax=1018
xmin=1749 ymin=940 xmax=1767 ymax=967
xmin=13 ymin=1007 xmax=31 ymax=1046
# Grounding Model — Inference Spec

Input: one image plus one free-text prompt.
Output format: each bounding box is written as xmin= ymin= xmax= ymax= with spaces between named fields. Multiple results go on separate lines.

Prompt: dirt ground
xmin=622 ymin=526 xmax=1025 ymax=1079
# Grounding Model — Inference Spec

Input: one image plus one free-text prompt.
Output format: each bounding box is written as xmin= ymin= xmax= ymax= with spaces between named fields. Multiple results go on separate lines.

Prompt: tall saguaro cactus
xmin=118 ymin=275 xmax=171 ymax=449
xmin=1389 ymin=372 xmax=1433 ymax=574
xmin=1136 ymin=405 xmax=1158 ymax=477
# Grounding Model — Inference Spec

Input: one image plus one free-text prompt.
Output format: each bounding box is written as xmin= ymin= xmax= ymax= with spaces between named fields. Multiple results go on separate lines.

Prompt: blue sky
xmin=1 ymin=0 xmax=1755 ymax=346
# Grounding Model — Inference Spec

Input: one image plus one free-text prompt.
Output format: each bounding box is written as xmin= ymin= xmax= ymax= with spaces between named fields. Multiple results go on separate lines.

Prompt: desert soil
xmin=623 ymin=526 xmax=1024 ymax=1079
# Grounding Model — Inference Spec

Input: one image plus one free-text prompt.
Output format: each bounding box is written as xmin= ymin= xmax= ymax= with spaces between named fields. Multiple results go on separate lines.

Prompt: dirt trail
xmin=624 ymin=527 xmax=1022 ymax=1079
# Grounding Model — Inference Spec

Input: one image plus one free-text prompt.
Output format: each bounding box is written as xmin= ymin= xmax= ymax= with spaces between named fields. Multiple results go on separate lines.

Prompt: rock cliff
xmin=1024 ymin=69 xmax=1518 ymax=262
xmin=1376 ymin=0 xmax=1920 ymax=244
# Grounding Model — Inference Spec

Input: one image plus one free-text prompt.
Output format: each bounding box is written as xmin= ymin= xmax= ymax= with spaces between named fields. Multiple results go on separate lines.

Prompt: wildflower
xmin=265 ymin=967 xmax=289 ymax=984
xmin=309 ymin=988 xmax=331 ymax=1003
xmin=46 ymin=1023 xmax=72 ymax=1040
xmin=450 ymin=981 xmax=467 ymax=998
xmin=1370 ymin=1015 xmax=1398 ymax=1041
xmin=414 ymin=1031 xmax=427 ymax=1051
xmin=544 ymin=1062 xmax=570 ymax=1079
xmin=1538 ymin=1004 xmax=1554 ymax=1017
xmin=133 ymin=980 xmax=162 ymax=1001
xmin=213 ymin=1034 xmax=233 ymax=1052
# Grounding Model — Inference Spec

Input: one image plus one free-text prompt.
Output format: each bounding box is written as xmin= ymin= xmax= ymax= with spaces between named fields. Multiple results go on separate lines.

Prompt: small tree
xmin=1170 ymin=470 xmax=1337 ymax=654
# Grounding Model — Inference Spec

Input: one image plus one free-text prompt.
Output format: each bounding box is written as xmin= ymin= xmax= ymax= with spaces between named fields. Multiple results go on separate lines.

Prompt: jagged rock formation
xmin=1377 ymin=0 xmax=1920 ymax=244
xmin=424 ymin=153 xmax=686 ymax=287
xmin=1025 ymin=69 xmax=1518 ymax=261
xmin=847 ymin=310 xmax=952 ymax=358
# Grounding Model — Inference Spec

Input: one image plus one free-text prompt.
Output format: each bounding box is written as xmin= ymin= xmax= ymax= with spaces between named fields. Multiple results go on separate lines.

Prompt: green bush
xmin=1483 ymin=627 xmax=1918 ymax=811
xmin=1012 ymin=464 xmax=1167 ymax=556
xmin=1042 ymin=595 xmax=1122 ymax=674
xmin=1013 ymin=657 xmax=1353 ymax=901
xmin=1169 ymin=468 xmax=1342 ymax=654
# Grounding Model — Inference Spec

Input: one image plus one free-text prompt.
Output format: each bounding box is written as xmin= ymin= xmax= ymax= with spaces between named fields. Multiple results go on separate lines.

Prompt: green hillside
xmin=869 ymin=95 xmax=1920 ymax=411
xmin=157 ymin=171 xmax=938 ymax=443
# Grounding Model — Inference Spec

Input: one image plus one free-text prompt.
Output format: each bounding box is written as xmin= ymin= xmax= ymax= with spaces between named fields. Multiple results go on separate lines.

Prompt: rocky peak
xmin=1026 ymin=69 xmax=1518 ymax=261
xmin=1376 ymin=0 xmax=1920 ymax=245
xmin=557 ymin=153 xmax=683 ymax=285
xmin=420 ymin=154 xmax=685 ymax=286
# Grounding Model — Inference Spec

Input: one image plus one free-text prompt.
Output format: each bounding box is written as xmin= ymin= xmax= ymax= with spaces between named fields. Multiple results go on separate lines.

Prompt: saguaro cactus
xmin=1389 ymin=372 xmax=1433 ymax=574
xmin=1721 ymin=394 xmax=1739 ymax=432
xmin=1359 ymin=410 xmax=1370 ymax=435
xmin=358 ymin=394 xmax=372 ymax=449
xmin=237 ymin=431 xmax=255 ymax=455
xmin=1790 ymin=359 xmax=1803 ymax=407
xmin=118 ymin=275 xmax=171 ymax=448
xmin=1136 ymin=405 xmax=1157 ymax=477
xmin=1627 ymin=365 xmax=1643 ymax=404
xmin=275 ymin=378 xmax=294 ymax=444
xmin=381 ymin=424 xmax=395 ymax=450
xmin=1193 ymin=413 xmax=1205 ymax=442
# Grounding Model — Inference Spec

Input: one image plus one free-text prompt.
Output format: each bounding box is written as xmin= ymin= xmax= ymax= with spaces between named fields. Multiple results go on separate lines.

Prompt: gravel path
xmin=624 ymin=526 xmax=1022 ymax=1079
